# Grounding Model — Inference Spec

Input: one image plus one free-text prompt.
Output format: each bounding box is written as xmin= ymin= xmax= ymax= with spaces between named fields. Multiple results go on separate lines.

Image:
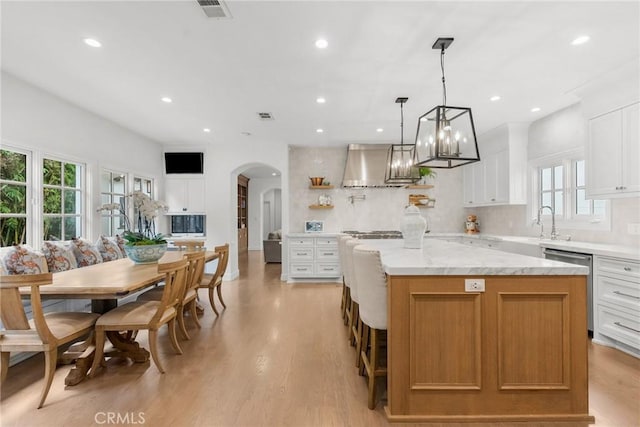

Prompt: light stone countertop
xmin=356 ymin=239 xmax=589 ymax=276
xmin=425 ymin=233 xmax=640 ymax=261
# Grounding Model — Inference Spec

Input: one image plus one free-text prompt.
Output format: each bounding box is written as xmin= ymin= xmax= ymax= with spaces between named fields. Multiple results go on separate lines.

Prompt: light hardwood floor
xmin=1 ymin=251 xmax=639 ymax=426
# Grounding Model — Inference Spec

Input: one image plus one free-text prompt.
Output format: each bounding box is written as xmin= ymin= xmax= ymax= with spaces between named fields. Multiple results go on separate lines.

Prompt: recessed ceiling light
xmin=315 ymin=39 xmax=328 ymax=49
xmin=316 ymin=97 xmax=326 ymax=104
xmin=316 ymin=128 xmax=324 ymax=133
xmin=203 ymin=128 xmax=211 ymax=133
xmin=83 ymin=38 xmax=102 ymax=48
xmin=531 ymin=107 xmax=541 ymax=113
xmin=161 ymin=97 xmax=172 ymax=103
xmin=571 ymin=35 xmax=590 ymax=46
xmin=376 ymin=128 xmax=384 ymax=133
xmin=271 ymin=172 xmax=278 ymax=176
xmin=490 ymin=95 xmax=501 ymax=102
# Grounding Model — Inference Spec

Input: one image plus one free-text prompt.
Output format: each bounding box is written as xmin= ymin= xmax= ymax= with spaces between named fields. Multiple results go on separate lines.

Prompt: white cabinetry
xmin=165 ymin=178 xmax=206 ymax=214
xmin=593 ymin=255 xmax=640 ymax=357
xmin=287 ymin=235 xmax=341 ymax=281
xmin=462 ymin=123 xmax=527 ymax=207
xmin=587 ymin=102 xmax=640 ymax=198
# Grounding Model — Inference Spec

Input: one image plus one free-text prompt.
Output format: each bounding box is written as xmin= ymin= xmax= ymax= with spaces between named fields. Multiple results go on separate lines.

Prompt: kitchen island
xmin=361 ymin=239 xmax=594 ymax=424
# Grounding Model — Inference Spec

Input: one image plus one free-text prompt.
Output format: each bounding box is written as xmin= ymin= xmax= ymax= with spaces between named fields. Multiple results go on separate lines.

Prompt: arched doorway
xmin=232 ymin=163 xmax=282 ymax=275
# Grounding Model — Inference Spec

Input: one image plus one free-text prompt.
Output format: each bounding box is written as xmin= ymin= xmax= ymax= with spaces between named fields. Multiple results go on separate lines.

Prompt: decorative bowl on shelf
xmin=309 ymin=177 xmax=324 ymax=186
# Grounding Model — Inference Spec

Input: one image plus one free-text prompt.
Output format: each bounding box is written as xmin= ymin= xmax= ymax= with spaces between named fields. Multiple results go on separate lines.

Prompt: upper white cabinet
xmin=587 ymin=102 xmax=640 ymax=198
xmin=462 ymin=123 xmax=527 ymax=207
xmin=165 ymin=178 xmax=206 ymax=213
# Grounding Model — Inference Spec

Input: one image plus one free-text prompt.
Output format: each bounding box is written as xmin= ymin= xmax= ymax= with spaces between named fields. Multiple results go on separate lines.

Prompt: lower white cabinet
xmin=593 ymin=255 xmax=640 ymax=357
xmin=287 ymin=235 xmax=341 ymax=280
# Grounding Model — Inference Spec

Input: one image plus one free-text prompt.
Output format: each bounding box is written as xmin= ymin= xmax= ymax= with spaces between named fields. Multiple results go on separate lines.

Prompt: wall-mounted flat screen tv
xmin=164 ymin=152 xmax=204 ymax=174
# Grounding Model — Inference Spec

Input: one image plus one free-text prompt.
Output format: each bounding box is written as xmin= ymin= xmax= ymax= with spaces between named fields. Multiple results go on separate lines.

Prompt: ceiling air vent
xmin=257 ymin=112 xmax=274 ymax=121
xmin=197 ymin=0 xmax=232 ymax=19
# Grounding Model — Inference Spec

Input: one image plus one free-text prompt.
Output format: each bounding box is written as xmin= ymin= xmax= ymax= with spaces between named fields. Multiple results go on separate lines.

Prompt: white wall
xmin=289 ymin=146 xmax=465 ymax=233
xmin=186 ymin=142 xmax=289 ymax=280
xmin=1 ymin=72 xmax=165 ymax=243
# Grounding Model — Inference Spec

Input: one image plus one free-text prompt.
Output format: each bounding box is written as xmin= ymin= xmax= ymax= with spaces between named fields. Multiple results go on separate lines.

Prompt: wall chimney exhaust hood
xmin=342 ymin=144 xmax=405 ymax=188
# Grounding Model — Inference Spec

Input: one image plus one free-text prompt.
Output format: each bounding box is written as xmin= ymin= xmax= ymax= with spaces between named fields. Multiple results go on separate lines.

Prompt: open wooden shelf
xmin=405 ymin=184 xmax=434 ymax=189
xmin=309 ymin=204 xmax=334 ymax=209
xmin=309 ymin=185 xmax=334 ymax=189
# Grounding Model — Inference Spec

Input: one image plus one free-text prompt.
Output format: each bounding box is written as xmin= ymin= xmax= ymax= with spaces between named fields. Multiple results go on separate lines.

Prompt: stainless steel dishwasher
xmin=543 ymin=248 xmax=593 ymax=333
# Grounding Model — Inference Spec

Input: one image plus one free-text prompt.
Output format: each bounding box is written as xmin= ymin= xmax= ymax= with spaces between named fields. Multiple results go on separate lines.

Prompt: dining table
xmin=21 ymin=250 xmax=220 ymax=385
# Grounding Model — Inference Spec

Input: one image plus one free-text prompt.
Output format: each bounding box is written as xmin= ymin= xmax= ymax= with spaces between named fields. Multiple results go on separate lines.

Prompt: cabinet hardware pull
xmin=614 ymin=322 xmax=640 ymax=334
xmin=613 ymin=291 xmax=640 ymax=300
xmin=491 ymin=198 xmax=496 ymax=201
xmin=323 ymin=252 xmax=333 ymax=256
xmin=296 ymin=252 xmax=307 ymax=256
xmin=323 ymin=268 xmax=333 ymax=271
xmin=624 ymin=267 xmax=632 ymax=272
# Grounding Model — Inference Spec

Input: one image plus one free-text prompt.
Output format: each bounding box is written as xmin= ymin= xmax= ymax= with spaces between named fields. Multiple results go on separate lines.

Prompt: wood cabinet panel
xmin=387 ymin=275 xmax=592 ymax=423
xmin=497 ymin=293 xmax=570 ymax=389
xmin=409 ymin=292 xmax=481 ymax=389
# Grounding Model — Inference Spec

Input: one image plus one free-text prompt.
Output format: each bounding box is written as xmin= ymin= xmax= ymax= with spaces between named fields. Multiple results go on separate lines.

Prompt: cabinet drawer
xmin=597 ymin=257 xmax=640 ymax=280
xmin=289 ymin=263 xmax=314 ymax=276
xmin=598 ymin=275 xmax=640 ymax=313
xmin=290 ymin=248 xmax=314 ymax=261
xmin=316 ymin=237 xmax=338 ymax=246
xmin=289 ymin=237 xmax=314 ymax=247
xmin=316 ymin=248 xmax=339 ymax=261
xmin=315 ymin=263 xmax=341 ymax=276
xmin=597 ymin=304 xmax=640 ymax=350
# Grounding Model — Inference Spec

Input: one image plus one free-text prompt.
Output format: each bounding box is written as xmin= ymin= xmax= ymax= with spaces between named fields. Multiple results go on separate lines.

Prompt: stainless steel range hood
xmin=342 ymin=143 xmax=405 ymax=188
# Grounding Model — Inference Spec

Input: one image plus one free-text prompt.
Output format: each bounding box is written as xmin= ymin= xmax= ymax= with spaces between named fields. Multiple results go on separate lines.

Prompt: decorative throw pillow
xmin=70 ymin=237 xmax=104 ymax=267
xmin=2 ymin=245 xmax=47 ymax=275
xmin=42 ymin=241 xmax=78 ymax=272
xmin=115 ymin=234 xmax=127 ymax=255
xmin=96 ymin=235 xmax=123 ymax=262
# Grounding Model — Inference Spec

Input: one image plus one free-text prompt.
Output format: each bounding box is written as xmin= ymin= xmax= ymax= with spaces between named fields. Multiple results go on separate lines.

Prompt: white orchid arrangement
xmin=97 ymin=191 xmax=169 ymax=245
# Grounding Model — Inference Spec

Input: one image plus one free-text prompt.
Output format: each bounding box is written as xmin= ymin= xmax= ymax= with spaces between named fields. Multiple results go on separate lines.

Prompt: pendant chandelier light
xmin=414 ymin=37 xmax=480 ymax=168
xmin=385 ymin=97 xmax=419 ymax=184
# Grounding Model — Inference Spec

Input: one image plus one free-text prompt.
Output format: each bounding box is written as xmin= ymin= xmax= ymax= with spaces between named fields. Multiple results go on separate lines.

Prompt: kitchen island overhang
xmin=359 ymin=239 xmax=593 ymax=424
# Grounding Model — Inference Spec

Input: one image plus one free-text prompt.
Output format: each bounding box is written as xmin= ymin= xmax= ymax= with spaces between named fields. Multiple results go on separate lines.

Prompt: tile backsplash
xmin=289 ymin=146 xmax=466 ymax=233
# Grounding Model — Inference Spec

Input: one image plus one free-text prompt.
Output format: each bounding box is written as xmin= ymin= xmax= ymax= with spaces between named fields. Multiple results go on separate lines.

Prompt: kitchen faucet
xmin=536 ymin=205 xmax=558 ymax=240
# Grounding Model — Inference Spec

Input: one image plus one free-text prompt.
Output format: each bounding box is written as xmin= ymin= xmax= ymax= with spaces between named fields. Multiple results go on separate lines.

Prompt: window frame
xmin=0 ymin=146 xmax=32 ymax=246
xmin=41 ymin=154 xmax=86 ymax=241
xmin=529 ymin=149 xmax=610 ymax=232
xmin=99 ymin=169 xmax=129 ymax=237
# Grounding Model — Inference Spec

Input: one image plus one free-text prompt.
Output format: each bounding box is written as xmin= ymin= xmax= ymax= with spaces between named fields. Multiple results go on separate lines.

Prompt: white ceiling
xmin=1 ymin=1 xmax=638 ymax=149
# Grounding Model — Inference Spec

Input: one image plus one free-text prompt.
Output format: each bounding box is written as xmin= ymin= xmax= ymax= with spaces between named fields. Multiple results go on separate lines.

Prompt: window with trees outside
xmin=100 ymin=170 xmax=128 ymax=237
xmin=42 ymin=157 xmax=84 ymax=240
xmin=0 ymin=149 xmax=29 ymax=246
xmin=133 ymin=176 xmax=154 ymax=231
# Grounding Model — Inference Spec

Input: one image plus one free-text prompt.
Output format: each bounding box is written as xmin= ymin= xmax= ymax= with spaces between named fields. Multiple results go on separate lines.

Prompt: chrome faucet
xmin=537 ymin=205 xmax=558 ymax=240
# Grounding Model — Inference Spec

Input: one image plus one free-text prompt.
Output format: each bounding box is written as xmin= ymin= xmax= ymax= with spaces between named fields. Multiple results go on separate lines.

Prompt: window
xmin=533 ymin=154 xmax=608 ymax=230
xmin=42 ymin=157 xmax=84 ymax=240
xmin=133 ymin=176 xmax=154 ymax=233
xmin=100 ymin=170 xmax=128 ymax=236
xmin=0 ymin=148 xmax=29 ymax=246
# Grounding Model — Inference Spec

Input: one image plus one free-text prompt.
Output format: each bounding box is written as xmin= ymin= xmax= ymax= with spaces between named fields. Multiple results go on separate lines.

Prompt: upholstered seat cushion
xmin=29 ymin=312 xmax=100 ymax=341
xmin=96 ymin=301 xmax=176 ymax=329
xmin=42 ymin=241 xmax=78 ymax=272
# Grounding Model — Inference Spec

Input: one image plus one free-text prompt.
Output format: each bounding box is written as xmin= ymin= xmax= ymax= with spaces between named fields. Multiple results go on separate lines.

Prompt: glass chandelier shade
xmin=414 ymin=37 xmax=480 ymax=169
xmin=385 ymin=97 xmax=419 ymax=184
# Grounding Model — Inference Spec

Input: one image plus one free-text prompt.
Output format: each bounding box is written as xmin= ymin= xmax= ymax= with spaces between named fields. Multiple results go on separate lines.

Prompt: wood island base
xmin=386 ymin=274 xmax=595 ymax=423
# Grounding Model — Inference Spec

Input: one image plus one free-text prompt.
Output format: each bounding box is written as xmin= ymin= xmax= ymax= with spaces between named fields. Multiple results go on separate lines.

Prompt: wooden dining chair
xmin=89 ymin=258 xmax=189 ymax=376
xmin=174 ymin=240 xmax=205 ymax=251
xmin=0 ymin=273 xmax=100 ymax=409
xmin=199 ymin=243 xmax=229 ymax=315
xmin=137 ymin=252 xmax=205 ymax=339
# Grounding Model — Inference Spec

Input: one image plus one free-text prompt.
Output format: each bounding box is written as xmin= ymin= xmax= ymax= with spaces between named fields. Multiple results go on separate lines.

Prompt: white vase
xmin=401 ymin=205 xmax=427 ymax=249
